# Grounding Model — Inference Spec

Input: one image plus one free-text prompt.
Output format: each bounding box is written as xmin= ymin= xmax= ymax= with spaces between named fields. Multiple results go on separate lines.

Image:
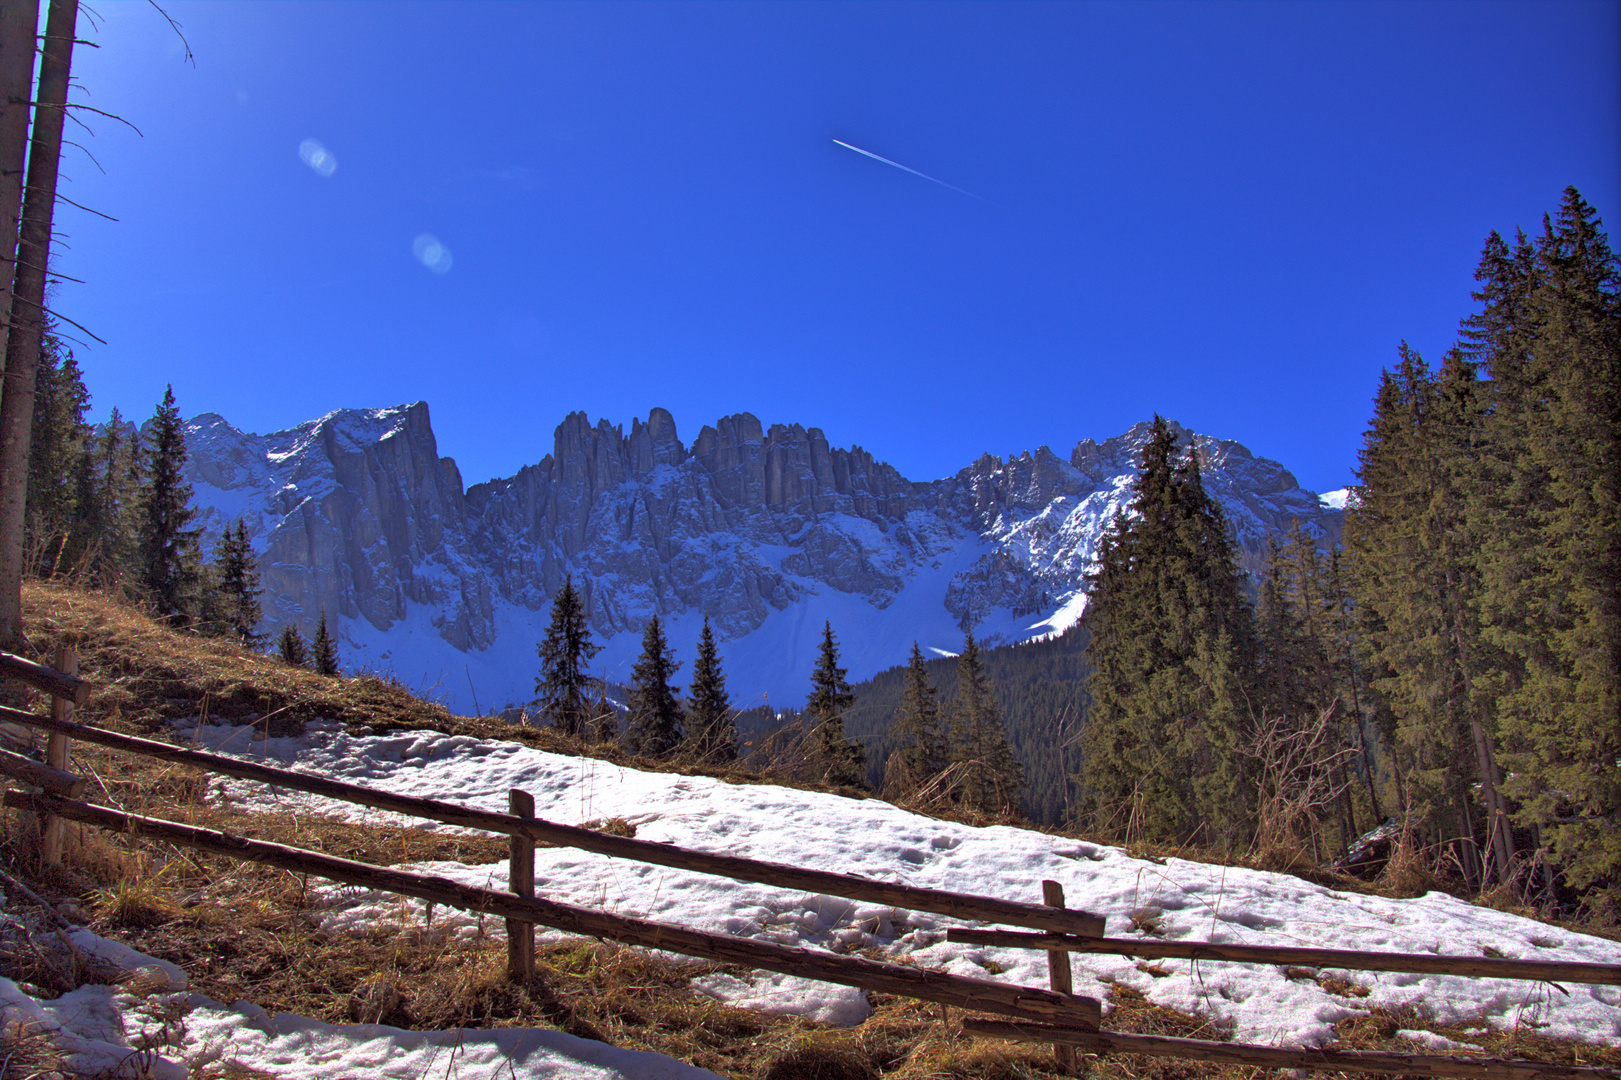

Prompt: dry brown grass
xmin=1332 ymin=1003 xmax=1621 ymax=1070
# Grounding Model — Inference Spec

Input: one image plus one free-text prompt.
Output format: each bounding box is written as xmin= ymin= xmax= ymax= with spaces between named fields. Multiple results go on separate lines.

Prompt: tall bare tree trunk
xmin=0 ymin=1 xmax=36 ymax=359
xmin=0 ymin=0 xmax=74 ymax=650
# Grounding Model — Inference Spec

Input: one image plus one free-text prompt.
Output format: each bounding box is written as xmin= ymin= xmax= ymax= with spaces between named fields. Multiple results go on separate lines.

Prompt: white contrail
xmin=832 ymin=138 xmax=977 ymax=198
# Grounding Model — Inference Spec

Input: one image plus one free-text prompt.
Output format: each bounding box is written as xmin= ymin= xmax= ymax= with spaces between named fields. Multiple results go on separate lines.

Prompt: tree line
xmin=1071 ymin=187 xmax=1617 ymax=921
xmin=533 ymin=566 xmax=1028 ymax=816
xmin=531 ymin=575 xmax=744 ymax=766
xmin=1343 ymin=187 xmax=1617 ymax=919
xmin=21 ymin=352 xmax=349 ymax=675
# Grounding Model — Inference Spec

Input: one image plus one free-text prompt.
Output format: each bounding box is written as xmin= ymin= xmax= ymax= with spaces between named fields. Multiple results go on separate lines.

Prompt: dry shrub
xmin=0 ymin=1022 xmax=64 ymax=1079
xmin=1380 ymin=827 xmax=1441 ymax=897
xmin=1128 ymin=907 xmax=1164 ymax=936
xmin=1242 ymin=706 xmax=1354 ymax=874
xmin=1315 ymin=973 xmax=1371 ymax=998
xmin=1333 ymin=1003 xmax=1621 ymax=1068
xmin=94 ymin=873 xmax=183 ymax=930
xmin=581 ymin=817 xmax=637 ymax=838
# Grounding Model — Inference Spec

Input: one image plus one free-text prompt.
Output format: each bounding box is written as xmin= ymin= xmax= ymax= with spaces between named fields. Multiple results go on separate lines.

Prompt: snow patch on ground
xmin=172 ymin=715 xmax=1621 ymax=1048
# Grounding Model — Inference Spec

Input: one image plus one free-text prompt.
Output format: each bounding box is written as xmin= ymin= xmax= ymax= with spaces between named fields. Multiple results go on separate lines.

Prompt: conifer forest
xmin=14 ymin=187 xmax=1621 ymax=922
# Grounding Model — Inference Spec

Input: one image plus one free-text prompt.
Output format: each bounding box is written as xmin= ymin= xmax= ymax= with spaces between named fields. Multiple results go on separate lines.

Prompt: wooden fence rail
xmin=0 ymin=701 xmax=1107 ymax=937
xmin=3 ymin=651 xmax=1617 ymax=1080
xmin=0 ymin=650 xmax=90 ymax=706
xmin=3 ymin=791 xmax=1104 ymax=1030
xmin=946 ymin=928 xmax=1621 ymax=986
xmin=1 ymin=646 xmax=86 ymax=866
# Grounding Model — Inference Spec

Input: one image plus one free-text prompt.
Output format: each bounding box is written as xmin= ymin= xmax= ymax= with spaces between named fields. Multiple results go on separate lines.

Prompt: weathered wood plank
xmin=0 ymin=745 xmax=83 ymax=797
xmin=962 ymin=1020 xmax=1618 ymax=1080
xmin=506 ymin=788 xmax=535 ymax=982
xmin=0 ymin=651 xmax=89 ymax=706
xmin=1043 ymin=880 xmax=1077 ymax=1073
xmin=0 ymin=703 xmax=1105 ymax=936
xmin=946 ymin=928 xmax=1621 ymax=986
xmin=8 ymin=792 xmax=1104 ymax=1029
xmin=41 ymin=644 xmax=75 ymax=865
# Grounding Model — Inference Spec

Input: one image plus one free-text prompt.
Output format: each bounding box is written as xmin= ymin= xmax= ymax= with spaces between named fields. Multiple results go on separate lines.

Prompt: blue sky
xmin=54 ymin=0 xmax=1620 ymax=495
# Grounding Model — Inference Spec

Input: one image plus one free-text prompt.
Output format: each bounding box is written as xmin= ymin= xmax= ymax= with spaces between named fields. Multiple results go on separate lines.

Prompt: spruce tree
xmin=312 ymin=611 xmax=341 ymax=676
xmin=948 ymin=631 xmax=1023 ymax=815
xmin=1323 ymin=542 xmax=1385 ymax=827
xmin=535 ymin=574 xmax=601 ymax=738
xmin=892 ymin=642 xmax=946 ymax=784
xmin=625 ymin=613 xmax=684 ymax=757
xmin=1078 ymin=416 xmax=1255 ymax=849
xmin=685 ymin=617 xmax=736 ymax=763
xmin=24 ymin=331 xmax=90 ymax=576
xmin=140 ymin=385 xmax=203 ymax=623
xmin=210 ymin=521 xmax=263 ymax=647
xmin=1469 ymin=189 xmax=1621 ymax=914
xmin=278 ymin=624 xmax=311 ymax=668
xmin=1344 ymin=345 xmax=1509 ymax=888
xmin=805 ymin=621 xmax=865 ymax=789
xmin=1281 ymin=522 xmax=1362 ymax=844
xmin=1255 ymin=535 xmax=1310 ymax=723
xmin=89 ymin=409 xmax=144 ymax=587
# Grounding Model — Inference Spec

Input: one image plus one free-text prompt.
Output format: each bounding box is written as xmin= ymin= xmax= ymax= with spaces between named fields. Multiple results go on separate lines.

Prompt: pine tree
xmin=948 ymin=631 xmax=1023 ymax=815
xmin=891 ymin=642 xmax=946 ymax=784
xmin=140 ymin=385 xmax=203 ymax=622
xmin=1323 ymin=542 xmax=1385 ymax=827
xmin=805 ymin=621 xmax=866 ymax=789
xmin=24 ymin=331 xmax=90 ymax=576
xmin=535 ymin=574 xmax=601 ymax=738
xmin=1255 ymin=534 xmax=1310 ymax=723
xmin=94 ymin=411 xmax=146 ymax=589
xmin=1471 ymin=189 xmax=1621 ymax=915
xmin=278 ymin=624 xmax=311 ymax=668
xmin=685 ymin=617 xmax=736 ymax=764
xmin=625 ymin=613 xmax=683 ymax=757
xmin=1078 ymin=417 xmax=1255 ymax=849
xmin=312 ymin=611 xmax=340 ymax=676
xmin=1344 ymin=345 xmax=1508 ymax=888
xmin=211 ymin=521 xmax=263 ymax=647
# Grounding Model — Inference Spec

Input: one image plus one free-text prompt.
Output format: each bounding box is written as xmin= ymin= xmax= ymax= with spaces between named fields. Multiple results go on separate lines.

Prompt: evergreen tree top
xmin=807 ymin=620 xmax=855 ymax=717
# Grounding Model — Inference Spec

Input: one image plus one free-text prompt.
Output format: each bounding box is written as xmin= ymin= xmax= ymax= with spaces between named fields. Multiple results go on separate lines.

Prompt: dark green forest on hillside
xmin=845 ymin=626 xmax=1090 ymax=825
xmin=856 ymin=187 xmax=1618 ymax=922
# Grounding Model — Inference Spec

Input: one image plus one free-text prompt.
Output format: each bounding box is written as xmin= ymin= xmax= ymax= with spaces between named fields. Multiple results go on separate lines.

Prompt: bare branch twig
xmin=146 ymin=0 xmax=194 ymax=67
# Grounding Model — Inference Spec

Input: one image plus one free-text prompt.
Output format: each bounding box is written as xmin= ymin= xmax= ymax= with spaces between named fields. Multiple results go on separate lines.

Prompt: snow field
xmin=4 ymin=711 xmax=1619 ymax=1079
xmin=176 ymin=716 xmax=1621 ymax=1047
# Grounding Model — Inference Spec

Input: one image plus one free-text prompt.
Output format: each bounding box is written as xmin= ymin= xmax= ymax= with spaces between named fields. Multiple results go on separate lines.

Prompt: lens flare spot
xmin=298 ymin=138 xmax=337 ymax=177
xmin=412 ymin=234 xmax=453 ymax=274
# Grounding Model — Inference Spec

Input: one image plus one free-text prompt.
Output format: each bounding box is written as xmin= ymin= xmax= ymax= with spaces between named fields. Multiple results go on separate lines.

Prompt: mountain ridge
xmin=180 ymin=402 xmax=1342 ymax=713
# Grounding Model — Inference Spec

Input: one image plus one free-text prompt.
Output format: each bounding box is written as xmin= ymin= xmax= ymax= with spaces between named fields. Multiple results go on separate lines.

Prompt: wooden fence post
xmin=40 ymin=643 xmax=74 ymax=867
xmin=1043 ymin=880 xmax=1076 ymax=1073
xmin=507 ymin=788 xmax=535 ymax=981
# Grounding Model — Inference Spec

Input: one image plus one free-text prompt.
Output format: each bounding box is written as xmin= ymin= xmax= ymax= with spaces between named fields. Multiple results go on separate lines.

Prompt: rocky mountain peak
xmin=180 ymin=404 xmax=1342 ymax=711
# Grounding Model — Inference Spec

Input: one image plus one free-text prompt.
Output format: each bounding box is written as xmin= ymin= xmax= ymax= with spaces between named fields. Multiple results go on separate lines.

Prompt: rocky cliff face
xmin=182 ymin=404 xmax=1341 ymax=710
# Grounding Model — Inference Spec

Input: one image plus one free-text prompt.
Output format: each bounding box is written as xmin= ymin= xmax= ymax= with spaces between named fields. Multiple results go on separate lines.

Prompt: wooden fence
xmin=0 ymin=649 xmax=1616 ymax=1080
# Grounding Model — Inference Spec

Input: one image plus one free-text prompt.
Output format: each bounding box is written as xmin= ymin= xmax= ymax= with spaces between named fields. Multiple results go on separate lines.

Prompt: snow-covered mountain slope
xmin=178 ymin=715 xmax=1621 ymax=1048
xmin=182 ymin=405 xmax=1341 ymax=713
